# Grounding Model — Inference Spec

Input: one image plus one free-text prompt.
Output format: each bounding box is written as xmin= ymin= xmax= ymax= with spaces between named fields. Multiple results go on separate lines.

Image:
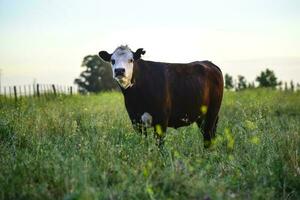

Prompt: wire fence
xmin=0 ymin=84 xmax=76 ymax=101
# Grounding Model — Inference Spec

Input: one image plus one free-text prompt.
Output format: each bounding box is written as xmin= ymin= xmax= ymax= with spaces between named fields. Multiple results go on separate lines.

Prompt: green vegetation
xmin=74 ymin=55 xmax=118 ymax=94
xmin=237 ymin=75 xmax=247 ymax=91
xmin=256 ymin=68 xmax=281 ymax=88
xmin=224 ymin=73 xmax=234 ymax=90
xmin=0 ymin=90 xmax=299 ymax=199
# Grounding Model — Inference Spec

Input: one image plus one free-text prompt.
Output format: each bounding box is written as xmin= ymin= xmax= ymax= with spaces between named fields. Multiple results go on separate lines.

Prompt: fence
xmin=0 ymin=84 xmax=76 ymax=101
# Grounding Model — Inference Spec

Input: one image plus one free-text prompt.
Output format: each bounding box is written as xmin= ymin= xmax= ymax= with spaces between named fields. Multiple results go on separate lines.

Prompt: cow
xmin=99 ymin=45 xmax=223 ymax=148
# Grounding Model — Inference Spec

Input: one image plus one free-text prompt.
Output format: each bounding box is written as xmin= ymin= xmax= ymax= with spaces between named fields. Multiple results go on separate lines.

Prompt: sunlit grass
xmin=0 ymin=89 xmax=299 ymax=199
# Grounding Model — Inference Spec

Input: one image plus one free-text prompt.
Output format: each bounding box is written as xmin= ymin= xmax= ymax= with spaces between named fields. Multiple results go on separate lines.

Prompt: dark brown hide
xmin=120 ymin=59 xmax=223 ymax=147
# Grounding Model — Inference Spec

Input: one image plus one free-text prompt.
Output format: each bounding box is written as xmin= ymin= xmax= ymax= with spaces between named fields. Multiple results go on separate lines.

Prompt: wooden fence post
xmin=24 ymin=85 xmax=27 ymax=96
xmin=28 ymin=85 xmax=31 ymax=96
xmin=70 ymin=86 xmax=73 ymax=95
xmin=4 ymin=86 xmax=7 ymax=99
xmin=13 ymin=86 xmax=17 ymax=101
xmin=52 ymin=84 xmax=57 ymax=96
xmin=33 ymin=84 xmax=36 ymax=96
xmin=37 ymin=84 xmax=40 ymax=97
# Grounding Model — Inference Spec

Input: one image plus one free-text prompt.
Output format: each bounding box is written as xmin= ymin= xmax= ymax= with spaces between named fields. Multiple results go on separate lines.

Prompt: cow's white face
xmin=111 ymin=47 xmax=134 ymax=89
xmin=98 ymin=45 xmax=146 ymax=89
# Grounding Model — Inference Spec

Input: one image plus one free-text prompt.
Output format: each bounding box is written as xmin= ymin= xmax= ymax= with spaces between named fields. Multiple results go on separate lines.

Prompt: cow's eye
xmin=129 ymin=59 xmax=133 ymax=63
xmin=111 ymin=59 xmax=115 ymax=65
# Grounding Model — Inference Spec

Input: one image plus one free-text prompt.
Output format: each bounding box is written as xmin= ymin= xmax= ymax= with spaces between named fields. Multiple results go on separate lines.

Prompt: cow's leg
xmin=212 ymin=116 xmax=219 ymax=137
xmin=132 ymin=122 xmax=147 ymax=137
xmin=136 ymin=123 xmax=147 ymax=137
xmin=154 ymin=123 xmax=167 ymax=148
xmin=200 ymin=114 xmax=219 ymax=148
xmin=196 ymin=117 xmax=205 ymax=144
xmin=133 ymin=123 xmax=147 ymax=137
xmin=153 ymin=112 xmax=169 ymax=148
xmin=196 ymin=117 xmax=204 ymax=132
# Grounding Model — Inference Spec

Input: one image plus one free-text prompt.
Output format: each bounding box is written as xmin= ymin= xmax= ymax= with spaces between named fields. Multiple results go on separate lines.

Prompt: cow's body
xmin=121 ymin=59 xmax=223 ymax=147
xmin=98 ymin=46 xmax=223 ymax=147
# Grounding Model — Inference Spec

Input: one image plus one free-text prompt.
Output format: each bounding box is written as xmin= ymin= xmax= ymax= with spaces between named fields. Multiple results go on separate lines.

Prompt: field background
xmin=0 ymin=89 xmax=299 ymax=199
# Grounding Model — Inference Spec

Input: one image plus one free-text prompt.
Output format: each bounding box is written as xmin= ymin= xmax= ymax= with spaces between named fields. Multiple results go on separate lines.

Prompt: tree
xmin=247 ymin=82 xmax=255 ymax=89
xmin=278 ymin=81 xmax=283 ymax=90
xmin=284 ymin=82 xmax=288 ymax=91
xmin=256 ymin=68 xmax=280 ymax=88
xmin=290 ymin=80 xmax=294 ymax=92
xmin=74 ymin=55 xmax=118 ymax=93
xmin=225 ymin=73 xmax=234 ymax=90
xmin=237 ymin=75 xmax=247 ymax=91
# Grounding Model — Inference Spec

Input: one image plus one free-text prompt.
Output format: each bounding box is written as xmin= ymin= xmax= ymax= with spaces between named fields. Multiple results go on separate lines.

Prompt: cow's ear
xmin=133 ymin=48 xmax=146 ymax=60
xmin=98 ymin=51 xmax=112 ymax=62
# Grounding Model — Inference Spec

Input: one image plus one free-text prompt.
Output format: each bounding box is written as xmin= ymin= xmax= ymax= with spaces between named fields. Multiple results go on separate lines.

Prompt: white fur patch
xmin=116 ymin=77 xmax=133 ymax=89
xmin=111 ymin=46 xmax=134 ymax=89
xmin=141 ymin=112 xmax=152 ymax=127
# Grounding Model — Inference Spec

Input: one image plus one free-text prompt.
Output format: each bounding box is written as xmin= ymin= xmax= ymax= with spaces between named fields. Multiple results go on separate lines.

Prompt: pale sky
xmin=0 ymin=0 xmax=300 ymax=87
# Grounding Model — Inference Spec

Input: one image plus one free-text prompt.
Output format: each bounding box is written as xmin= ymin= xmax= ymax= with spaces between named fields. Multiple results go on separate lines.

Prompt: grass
xmin=0 ymin=89 xmax=299 ymax=200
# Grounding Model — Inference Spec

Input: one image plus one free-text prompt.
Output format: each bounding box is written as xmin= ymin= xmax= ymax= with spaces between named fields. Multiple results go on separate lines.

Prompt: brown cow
xmin=99 ymin=45 xmax=223 ymax=148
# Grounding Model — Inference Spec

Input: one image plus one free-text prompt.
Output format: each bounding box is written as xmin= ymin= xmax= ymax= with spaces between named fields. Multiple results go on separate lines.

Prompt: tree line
xmin=74 ymin=55 xmax=299 ymax=93
xmin=225 ymin=69 xmax=300 ymax=91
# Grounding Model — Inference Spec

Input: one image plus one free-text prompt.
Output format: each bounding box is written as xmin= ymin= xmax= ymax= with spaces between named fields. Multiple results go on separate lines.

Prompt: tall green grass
xmin=0 ymin=89 xmax=299 ymax=199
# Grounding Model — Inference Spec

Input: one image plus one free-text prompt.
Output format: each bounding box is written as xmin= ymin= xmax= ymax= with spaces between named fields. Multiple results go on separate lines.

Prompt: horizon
xmin=1 ymin=0 xmax=300 ymax=88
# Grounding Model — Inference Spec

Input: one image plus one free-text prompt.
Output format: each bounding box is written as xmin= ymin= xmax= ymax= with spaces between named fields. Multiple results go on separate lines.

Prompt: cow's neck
xmin=120 ymin=60 xmax=141 ymax=92
xmin=120 ymin=60 xmax=151 ymax=103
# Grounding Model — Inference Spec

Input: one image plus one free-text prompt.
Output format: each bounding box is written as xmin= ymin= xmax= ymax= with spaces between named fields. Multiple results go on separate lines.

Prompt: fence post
xmin=28 ymin=85 xmax=31 ymax=97
xmin=37 ymin=84 xmax=40 ymax=97
xmin=4 ymin=86 xmax=7 ymax=99
xmin=33 ymin=84 xmax=36 ymax=96
xmin=52 ymin=84 xmax=57 ymax=96
xmin=24 ymin=85 xmax=27 ymax=96
xmin=70 ymin=86 xmax=73 ymax=95
xmin=13 ymin=86 xmax=17 ymax=101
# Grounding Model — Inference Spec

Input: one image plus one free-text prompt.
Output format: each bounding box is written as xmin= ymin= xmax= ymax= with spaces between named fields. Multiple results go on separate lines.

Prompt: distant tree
xmin=284 ymin=82 xmax=288 ymax=91
xmin=247 ymin=81 xmax=255 ymax=89
xmin=237 ymin=75 xmax=247 ymax=91
xmin=255 ymin=68 xmax=280 ymax=88
xmin=225 ymin=73 xmax=234 ymax=90
xmin=290 ymin=80 xmax=294 ymax=92
xmin=297 ymin=83 xmax=300 ymax=91
xmin=74 ymin=55 xmax=118 ymax=93
xmin=278 ymin=81 xmax=283 ymax=90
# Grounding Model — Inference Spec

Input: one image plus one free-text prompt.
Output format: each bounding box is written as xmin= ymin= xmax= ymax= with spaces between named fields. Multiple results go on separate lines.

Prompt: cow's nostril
xmin=115 ymin=68 xmax=125 ymax=76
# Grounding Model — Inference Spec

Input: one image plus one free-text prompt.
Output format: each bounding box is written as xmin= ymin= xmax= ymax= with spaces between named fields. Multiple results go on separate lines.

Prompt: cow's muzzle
xmin=114 ymin=68 xmax=125 ymax=77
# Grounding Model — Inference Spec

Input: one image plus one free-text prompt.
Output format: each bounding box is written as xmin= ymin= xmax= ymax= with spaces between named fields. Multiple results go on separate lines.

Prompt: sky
xmin=0 ymin=0 xmax=300 ymax=88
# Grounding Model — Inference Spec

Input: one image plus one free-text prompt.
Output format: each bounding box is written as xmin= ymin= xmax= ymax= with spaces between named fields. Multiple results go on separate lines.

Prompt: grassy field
xmin=0 ymin=89 xmax=299 ymax=200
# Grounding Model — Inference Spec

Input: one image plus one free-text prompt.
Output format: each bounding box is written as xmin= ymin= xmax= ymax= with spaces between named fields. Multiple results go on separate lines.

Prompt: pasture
xmin=0 ymin=89 xmax=299 ymax=199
